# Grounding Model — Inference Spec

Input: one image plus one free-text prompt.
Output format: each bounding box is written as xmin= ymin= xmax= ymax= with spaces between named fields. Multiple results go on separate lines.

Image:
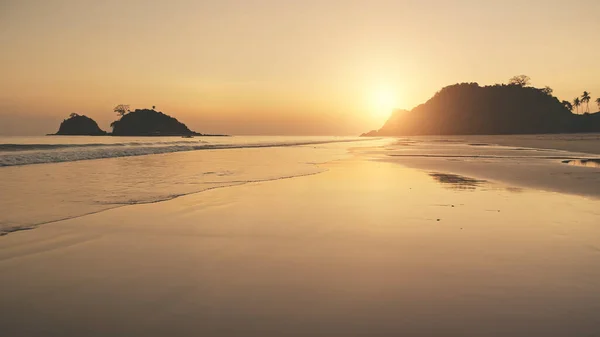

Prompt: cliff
xmin=54 ymin=114 xmax=107 ymax=136
xmin=110 ymin=109 xmax=199 ymax=136
xmin=362 ymin=83 xmax=600 ymax=136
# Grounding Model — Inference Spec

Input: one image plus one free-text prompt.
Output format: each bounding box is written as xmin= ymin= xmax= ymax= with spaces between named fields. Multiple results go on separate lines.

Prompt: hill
xmin=53 ymin=114 xmax=107 ymax=136
xmin=110 ymin=109 xmax=200 ymax=136
xmin=362 ymin=83 xmax=600 ymax=136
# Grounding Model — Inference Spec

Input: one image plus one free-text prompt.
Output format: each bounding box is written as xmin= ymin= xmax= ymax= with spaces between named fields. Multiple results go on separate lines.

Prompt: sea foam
xmin=0 ymin=138 xmax=362 ymax=167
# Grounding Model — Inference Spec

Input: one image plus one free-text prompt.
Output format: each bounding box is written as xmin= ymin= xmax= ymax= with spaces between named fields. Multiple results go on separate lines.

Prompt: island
xmin=53 ymin=113 xmax=107 ymax=136
xmin=110 ymin=108 xmax=204 ymax=136
xmin=51 ymin=107 xmax=228 ymax=137
xmin=362 ymin=79 xmax=600 ymax=136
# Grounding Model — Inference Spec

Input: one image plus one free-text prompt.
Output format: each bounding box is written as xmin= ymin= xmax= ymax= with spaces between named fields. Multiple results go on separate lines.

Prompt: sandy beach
xmin=1 ymin=138 xmax=600 ymax=337
xmin=4 ymin=1 xmax=600 ymax=335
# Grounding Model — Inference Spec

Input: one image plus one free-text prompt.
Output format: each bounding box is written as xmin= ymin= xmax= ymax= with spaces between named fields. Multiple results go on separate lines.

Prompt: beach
xmin=1 ymin=135 xmax=600 ymax=336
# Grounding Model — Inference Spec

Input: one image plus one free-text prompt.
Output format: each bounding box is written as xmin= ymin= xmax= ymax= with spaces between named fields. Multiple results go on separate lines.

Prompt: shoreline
xmin=2 ymin=135 xmax=599 ymax=237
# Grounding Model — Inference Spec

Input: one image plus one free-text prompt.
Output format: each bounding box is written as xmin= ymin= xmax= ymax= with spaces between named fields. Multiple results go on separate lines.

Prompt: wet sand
xmin=396 ymin=133 xmax=600 ymax=155
xmin=1 ymin=154 xmax=600 ymax=336
xmin=367 ymin=136 xmax=600 ymax=199
xmin=381 ymin=154 xmax=600 ymax=199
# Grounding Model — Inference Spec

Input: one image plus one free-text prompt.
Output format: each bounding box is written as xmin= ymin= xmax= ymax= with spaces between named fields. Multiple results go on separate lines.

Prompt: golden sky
xmin=1 ymin=0 xmax=599 ymax=135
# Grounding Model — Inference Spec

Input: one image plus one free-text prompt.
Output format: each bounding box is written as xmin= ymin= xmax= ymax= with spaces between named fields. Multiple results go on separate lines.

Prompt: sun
xmin=370 ymin=87 xmax=399 ymax=120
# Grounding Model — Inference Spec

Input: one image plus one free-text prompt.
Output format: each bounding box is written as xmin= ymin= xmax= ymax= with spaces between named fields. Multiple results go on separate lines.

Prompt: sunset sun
xmin=370 ymin=87 xmax=399 ymax=120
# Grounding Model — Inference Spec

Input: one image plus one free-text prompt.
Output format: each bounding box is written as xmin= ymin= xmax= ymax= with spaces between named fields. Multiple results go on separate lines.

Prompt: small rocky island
xmin=51 ymin=106 xmax=226 ymax=136
xmin=53 ymin=113 xmax=107 ymax=136
xmin=110 ymin=108 xmax=201 ymax=136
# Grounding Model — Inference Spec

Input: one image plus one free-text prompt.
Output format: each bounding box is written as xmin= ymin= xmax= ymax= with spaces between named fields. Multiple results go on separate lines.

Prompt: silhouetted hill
xmin=571 ymin=112 xmax=600 ymax=132
xmin=111 ymin=109 xmax=201 ymax=136
xmin=362 ymin=83 xmax=600 ymax=136
xmin=53 ymin=114 xmax=107 ymax=136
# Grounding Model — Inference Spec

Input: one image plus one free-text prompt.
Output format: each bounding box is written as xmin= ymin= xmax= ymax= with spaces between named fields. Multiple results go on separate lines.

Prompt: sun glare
xmin=370 ymin=88 xmax=398 ymax=120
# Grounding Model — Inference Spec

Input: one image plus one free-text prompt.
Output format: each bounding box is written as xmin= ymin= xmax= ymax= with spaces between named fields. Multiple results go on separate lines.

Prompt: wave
xmin=0 ymin=139 xmax=363 ymax=167
xmin=0 ymin=140 xmax=207 ymax=152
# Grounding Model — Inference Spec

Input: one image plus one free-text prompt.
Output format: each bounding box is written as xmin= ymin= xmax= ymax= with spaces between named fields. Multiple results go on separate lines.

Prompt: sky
xmin=1 ymin=0 xmax=599 ymax=136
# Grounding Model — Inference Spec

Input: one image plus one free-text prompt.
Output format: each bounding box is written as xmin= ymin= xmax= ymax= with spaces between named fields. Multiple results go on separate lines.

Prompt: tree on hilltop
xmin=541 ymin=86 xmax=553 ymax=95
xmin=508 ymin=75 xmax=531 ymax=87
xmin=573 ymin=97 xmax=581 ymax=114
xmin=114 ymin=104 xmax=130 ymax=117
xmin=581 ymin=91 xmax=591 ymax=113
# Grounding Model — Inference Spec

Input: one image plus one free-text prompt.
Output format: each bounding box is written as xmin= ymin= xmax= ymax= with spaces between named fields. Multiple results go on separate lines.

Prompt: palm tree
xmin=581 ymin=91 xmax=591 ymax=113
xmin=562 ymin=100 xmax=573 ymax=112
xmin=596 ymin=97 xmax=600 ymax=112
xmin=573 ymin=97 xmax=581 ymax=114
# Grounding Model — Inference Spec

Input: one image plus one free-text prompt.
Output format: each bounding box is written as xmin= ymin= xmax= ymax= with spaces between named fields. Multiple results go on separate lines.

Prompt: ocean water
xmin=0 ymin=136 xmax=383 ymax=235
xmin=0 ymin=136 xmax=368 ymax=167
xmin=2 ymin=134 xmax=600 ymax=336
xmin=1 ymin=134 xmax=599 ymax=236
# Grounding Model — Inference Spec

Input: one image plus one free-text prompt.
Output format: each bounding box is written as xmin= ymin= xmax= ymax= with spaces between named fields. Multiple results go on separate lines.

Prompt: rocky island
xmin=51 ymin=107 xmax=227 ymax=137
xmin=110 ymin=108 xmax=202 ymax=136
xmin=53 ymin=113 xmax=107 ymax=136
xmin=363 ymin=78 xmax=600 ymax=136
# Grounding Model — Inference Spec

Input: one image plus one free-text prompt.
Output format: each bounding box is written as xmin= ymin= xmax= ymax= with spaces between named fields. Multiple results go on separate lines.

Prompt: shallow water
xmin=0 ymin=136 xmax=381 ymax=235
xmin=0 ymin=135 xmax=364 ymax=167
xmin=2 ymin=134 xmax=599 ymax=235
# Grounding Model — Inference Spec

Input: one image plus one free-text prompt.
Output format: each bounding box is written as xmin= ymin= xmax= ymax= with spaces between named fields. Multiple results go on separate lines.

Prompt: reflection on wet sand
xmin=429 ymin=172 xmax=486 ymax=190
xmin=376 ymin=139 xmax=600 ymax=199
xmin=562 ymin=159 xmax=600 ymax=168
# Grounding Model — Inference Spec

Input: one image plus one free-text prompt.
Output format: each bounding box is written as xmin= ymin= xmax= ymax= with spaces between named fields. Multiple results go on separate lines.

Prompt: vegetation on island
xmin=109 ymin=105 xmax=200 ymax=136
xmin=52 ymin=105 xmax=226 ymax=136
xmin=362 ymin=75 xmax=600 ymax=136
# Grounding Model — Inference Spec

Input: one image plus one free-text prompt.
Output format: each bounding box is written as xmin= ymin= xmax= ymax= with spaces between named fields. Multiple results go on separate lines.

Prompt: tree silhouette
xmin=573 ymin=98 xmax=581 ymax=114
xmin=541 ymin=86 xmax=553 ymax=95
xmin=581 ymin=91 xmax=591 ymax=113
xmin=562 ymin=100 xmax=573 ymax=112
xmin=508 ymin=75 xmax=531 ymax=87
xmin=114 ymin=104 xmax=130 ymax=117
xmin=596 ymin=97 xmax=600 ymax=111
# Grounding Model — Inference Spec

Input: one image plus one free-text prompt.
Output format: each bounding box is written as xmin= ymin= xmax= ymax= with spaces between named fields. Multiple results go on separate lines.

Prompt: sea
xmin=2 ymin=134 xmax=600 ymax=336
xmin=1 ymin=134 xmax=599 ymax=236
xmin=0 ymin=136 xmax=382 ymax=235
